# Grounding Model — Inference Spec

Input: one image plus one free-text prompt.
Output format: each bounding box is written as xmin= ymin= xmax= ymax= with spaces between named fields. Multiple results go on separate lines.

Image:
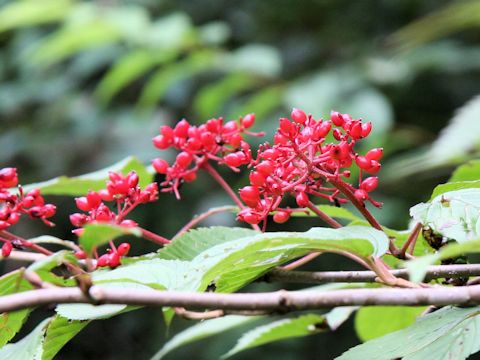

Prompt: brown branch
xmin=4 ymin=285 xmax=480 ymax=313
xmin=264 ymin=264 xmax=480 ymax=284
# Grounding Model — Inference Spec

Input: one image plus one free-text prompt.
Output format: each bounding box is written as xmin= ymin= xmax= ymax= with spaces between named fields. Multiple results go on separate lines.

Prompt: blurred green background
xmin=1 ymin=0 xmax=480 ymax=358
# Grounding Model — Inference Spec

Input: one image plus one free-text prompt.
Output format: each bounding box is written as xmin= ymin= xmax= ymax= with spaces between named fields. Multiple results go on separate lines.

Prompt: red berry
xmin=176 ymin=152 xmax=193 ymax=168
xmin=1 ymin=242 xmax=12 ymax=257
xmin=98 ymin=189 xmax=114 ymax=202
xmin=354 ymin=189 xmax=368 ymax=201
xmin=361 ymin=122 xmax=372 ymax=138
xmin=291 ymin=108 xmax=307 ymax=124
xmin=256 ymin=161 xmax=275 ymax=176
xmin=42 ymin=204 xmax=56 ymax=218
xmin=152 ymin=158 xmax=169 ymax=174
xmin=249 ymin=171 xmax=266 ymax=187
xmin=273 ymin=211 xmax=290 ymax=224
xmin=313 ymin=121 xmax=331 ymax=139
xmin=74 ymin=250 xmax=87 ymax=260
xmin=183 ymin=172 xmax=197 ymax=182
xmin=224 ymin=153 xmax=242 ymax=167
xmin=7 ymin=212 xmax=20 ymax=225
xmin=295 ymin=192 xmax=309 ymax=207
xmin=86 ymin=191 xmax=102 ymax=209
xmin=330 ymin=111 xmax=344 ymax=126
xmin=240 ymin=211 xmax=261 ymax=225
xmin=360 ymin=177 xmax=379 ymax=192
xmin=279 ymin=118 xmax=294 ymax=135
xmin=239 ymin=186 xmax=260 ymax=207
xmin=127 ymin=172 xmax=139 ymax=188
xmin=349 ymin=122 xmax=363 ymax=139
xmin=120 ymin=219 xmax=138 ymax=227
xmin=365 ymin=148 xmax=383 ymax=161
xmin=333 ymin=128 xmax=343 ymax=141
xmin=366 ymin=160 xmax=381 ymax=174
xmin=75 ymin=197 xmax=91 ymax=212
xmin=152 ymin=135 xmax=170 ymax=150
xmin=274 ymin=133 xmax=288 ymax=145
xmin=96 ymin=254 xmax=110 ymax=268
xmin=174 ymin=119 xmax=190 ymax=138
xmin=241 ymin=113 xmax=255 ymax=129
xmin=355 ymin=156 xmax=372 ymax=170
xmin=117 ymin=243 xmax=131 ymax=256
xmin=0 ymin=168 xmax=18 ymax=188
xmin=223 ymin=120 xmax=238 ymax=133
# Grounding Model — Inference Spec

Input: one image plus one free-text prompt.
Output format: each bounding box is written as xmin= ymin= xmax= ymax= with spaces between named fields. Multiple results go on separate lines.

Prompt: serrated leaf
xmin=151 ymin=315 xmax=259 ymax=360
xmin=21 ymin=156 xmax=152 ymax=196
xmin=192 ymin=226 xmax=388 ymax=293
xmin=354 ymin=306 xmax=426 ymax=341
xmin=0 ymin=317 xmax=51 ymax=360
xmin=337 ymin=306 xmax=480 ymax=360
xmin=56 ymin=282 xmax=148 ymax=320
xmin=79 ymin=223 xmax=141 ymax=255
xmin=27 ymin=250 xmax=78 ymax=287
xmin=411 ymin=188 xmax=480 ymax=243
xmin=93 ymin=259 xmax=193 ymax=291
xmin=223 ymin=312 xmax=342 ymax=358
xmin=41 ymin=316 xmax=89 ymax=360
xmin=158 ymin=226 xmax=257 ymax=261
xmin=0 ymin=271 xmax=34 ymax=347
xmin=406 ymin=238 xmax=480 ymax=283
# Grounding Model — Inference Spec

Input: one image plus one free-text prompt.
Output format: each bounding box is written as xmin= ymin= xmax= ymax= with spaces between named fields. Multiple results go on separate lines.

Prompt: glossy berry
xmin=239 ymin=186 xmax=260 ymax=207
xmin=291 ymin=108 xmax=307 ymax=124
xmin=117 ymin=243 xmax=131 ymax=256
xmin=241 ymin=113 xmax=255 ymax=129
xmin=296 ymin=192 xmax=309 ymax=207
xmin=365 ymin=148 xmax=383 ymax=161
xmin=152 ymin=158 xmax=169 ymax=174
xmin=273 ymin=211 xmax=290 ymax=224
xmin=1 ymin=242 xmax=12 ymax=257
xmin=360 ymin=177 xmax=379 ymax=192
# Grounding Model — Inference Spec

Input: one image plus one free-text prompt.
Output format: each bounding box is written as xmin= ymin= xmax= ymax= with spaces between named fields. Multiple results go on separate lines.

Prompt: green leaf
xmin=27 ymin=250 xmax=78 ymax=287
xmin=152 ymin=315 xmax=259 ymax=360
xmin=354 ymin=306 xmax=427 ymax=341
xmin=158 ymin=226 xmax=257 ymax=261
xmin=223 ymin=309 xmax=355 ymax=359
xmin=21 ymin=156 xmax=152 ymax=196
xmin=193 ymin=226 xmax=388 ymax=293
xmin=291 ymin=205 xmax=363 ymax=223
xmin=137 ymin=51 xmax=215 ymax=109
xmin=450 ymin=160 xmax=480 ymax=182
xmin=410 ymin=188 xmax=480 ymax=243
xmin=429 ymin=180 xmax=480 ymax=199
xmin=337 ymin=306 xmax=480 ymax=360
xmin=0 ymin=0 xmax=72 ymax=33
xmin=0 ymin=271 xmax=34 ymax=347
xmin=193 ymin=72 xmax=257 ymax=118
xmin=0 ymin=317 xmax=51 ymax=360
xmin=41 ymin=316 xmax=89 ymax=360
xmin=95 ymin=49 xmax=176 ymax=104
xmin=406 ymin=238 xmax=480 ymax=283
xmin=93 ymin=259 xmax=193 ymax=291
xmin=79 ymin=223 xmax=141 ymax=255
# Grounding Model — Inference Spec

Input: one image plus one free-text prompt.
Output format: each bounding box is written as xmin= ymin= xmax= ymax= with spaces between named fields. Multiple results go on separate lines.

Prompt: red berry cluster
xmin=0 ymin=167 xmax=56 ymax=257
xmin=70 ymin=171 xmax=158 ymax=235
xmin=152 ymin=114 xmax=263 ymax=198
xmin=237 ymin=109 xmax=383 ymax=225
xmin=70 ymin=171 xmax=158 ymax=268
xmin=0 ymin=168 xmax=56 ymax=231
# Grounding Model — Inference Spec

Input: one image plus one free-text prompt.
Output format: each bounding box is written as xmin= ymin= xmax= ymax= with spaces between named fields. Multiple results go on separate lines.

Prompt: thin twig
xmin=399 ymin=222 xmax=422 ymax=259
xmin=4 ymin=285 xmax=480 ymax=313
xmin=306 ymin=202 xmax=342 ymax=228
xmin=264 ymin=264 xmax=480 ymax=284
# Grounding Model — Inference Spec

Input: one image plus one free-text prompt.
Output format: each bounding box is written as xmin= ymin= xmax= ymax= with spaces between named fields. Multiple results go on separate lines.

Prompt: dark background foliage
xmin=1 ymin=0 xmax=480 ymax=358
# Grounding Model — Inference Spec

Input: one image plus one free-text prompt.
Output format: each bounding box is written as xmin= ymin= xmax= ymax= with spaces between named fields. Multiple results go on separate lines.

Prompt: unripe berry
xmin=241 ymin=113 xmax=255 ymax=129
xmin=296 ymin=192 xmax=309 ymax=207
xmin=291 ymin=108 xmax=307 ymax=124
xmin=360 ymin=177 xmax=379 ymax=192
xmin=152 ymin=158 xmax=169 ymax=174
xmin=365 ymin=148 xmax=383 ymax=161
xmin=273 ymin=211 xmax=290 ymax=224
xmin=2 ymin=242 xmax=12 ymax=257
xmin=239 ymin=186 xmax=260 ymax=207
